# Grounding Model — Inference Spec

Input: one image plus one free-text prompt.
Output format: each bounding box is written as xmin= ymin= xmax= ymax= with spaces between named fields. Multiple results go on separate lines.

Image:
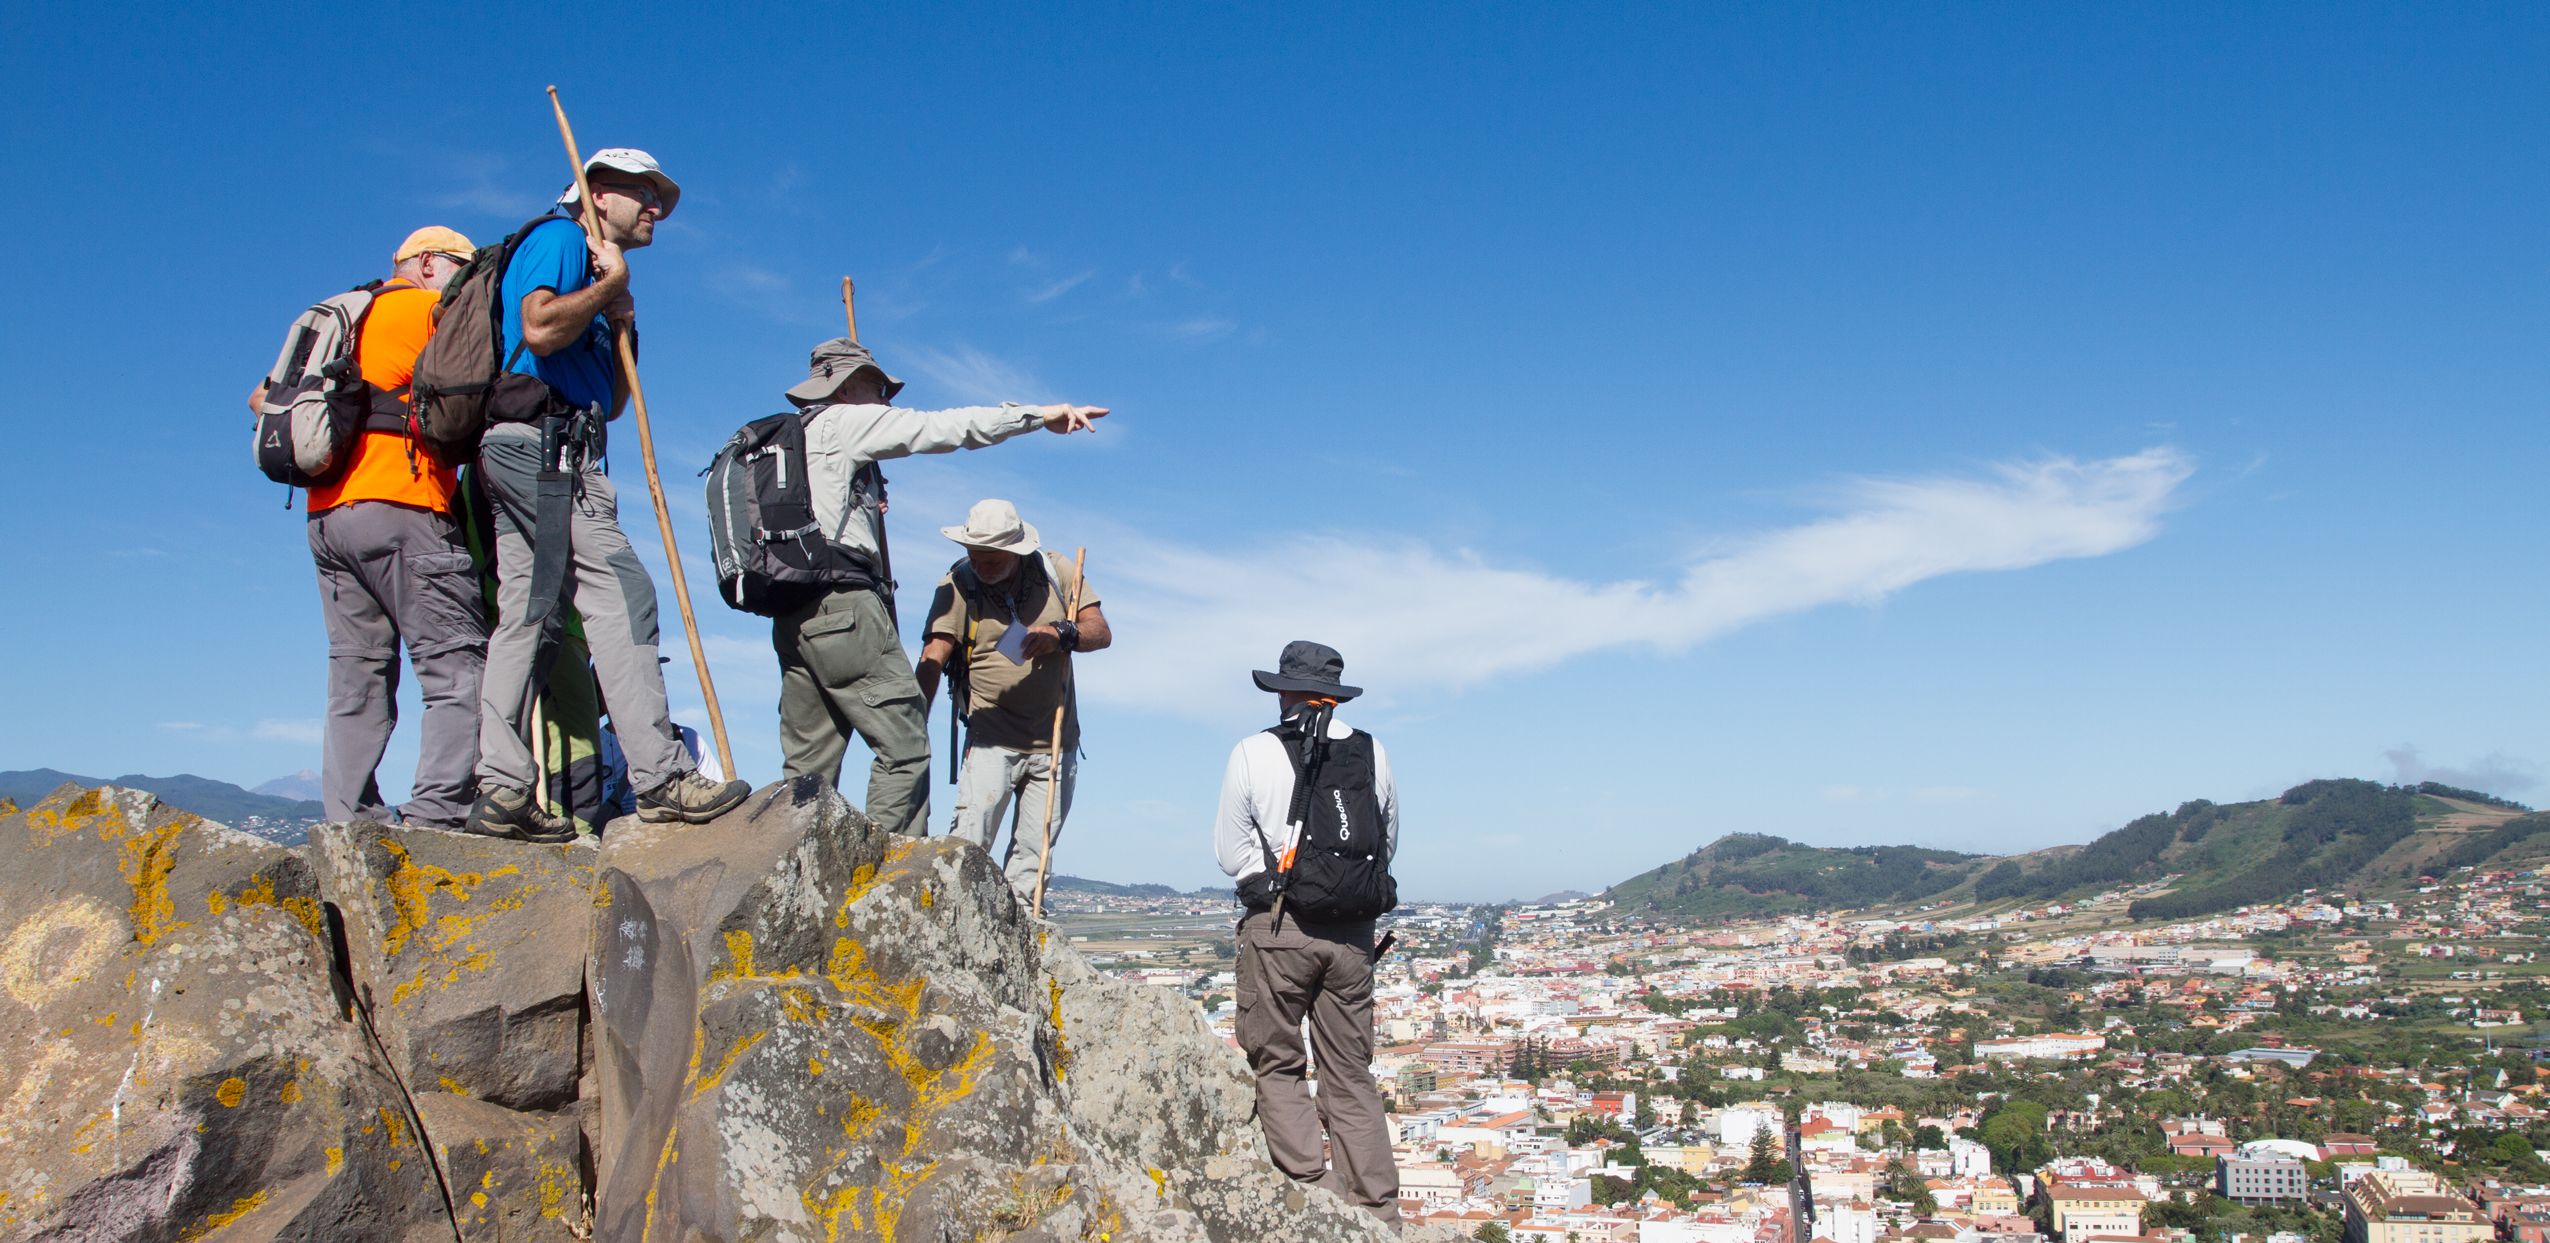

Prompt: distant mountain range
xmin=252 ymin=769 xmax=322 ymax=801
xmin=0 ymin=768 xmax=323 ymax=829
xmin=1602 ymin=778 xmax=2543 ymax=925
xmin=1042 ymin=875 xmax=1224 ymax=900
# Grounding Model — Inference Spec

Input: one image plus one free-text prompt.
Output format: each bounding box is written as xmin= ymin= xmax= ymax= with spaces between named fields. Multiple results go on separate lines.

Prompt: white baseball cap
xmin=557 ymin=147 xmax=680 ymax=217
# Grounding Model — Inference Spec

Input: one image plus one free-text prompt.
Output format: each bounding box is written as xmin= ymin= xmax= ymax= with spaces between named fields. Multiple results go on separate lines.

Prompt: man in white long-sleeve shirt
xmin=775 ymin=338 xmax=1105 ymax=834
xmin=1213 ymin=640 xmax=1401 ymax=1226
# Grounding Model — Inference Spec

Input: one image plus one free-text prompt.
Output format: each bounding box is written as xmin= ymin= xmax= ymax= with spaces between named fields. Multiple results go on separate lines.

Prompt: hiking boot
xmin=636 ymin=771 xmax=749 ymax=824
xmin=463 ymin=786 xmax=578 ymax=844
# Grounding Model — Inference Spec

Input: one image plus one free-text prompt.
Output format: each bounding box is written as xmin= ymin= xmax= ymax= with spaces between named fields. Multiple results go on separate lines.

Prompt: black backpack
xmin=253 ymin=280 xmax=407 ymax=487
xmin=702 ymin=410 xmax=884 ymax=616
xmin=1239 ymin=711 xmax=1398 ymax=922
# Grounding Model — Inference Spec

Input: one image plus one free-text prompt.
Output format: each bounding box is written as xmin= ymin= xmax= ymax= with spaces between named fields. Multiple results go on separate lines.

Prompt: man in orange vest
xmin=277 ymin=227 xmax=489 ymax=829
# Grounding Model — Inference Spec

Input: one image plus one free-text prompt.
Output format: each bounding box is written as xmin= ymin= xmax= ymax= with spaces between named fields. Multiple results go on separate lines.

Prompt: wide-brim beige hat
xmin=940 ymin=499 xmax=1040 ymax=555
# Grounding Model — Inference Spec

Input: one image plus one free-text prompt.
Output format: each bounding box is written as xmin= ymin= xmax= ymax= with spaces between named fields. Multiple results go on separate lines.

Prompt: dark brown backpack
xmin=411 ymin=214 xmax=566 ymax=459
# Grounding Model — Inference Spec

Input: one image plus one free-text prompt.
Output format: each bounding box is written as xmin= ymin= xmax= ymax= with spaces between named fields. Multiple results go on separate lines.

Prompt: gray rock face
xmin=0 ymin=786 xmax=445 ymax=1242
xmin=308 ymin=820 xmax=593 ymax=1111
xmin=3 ymin=780 xmax=1422 ymax=1243
xmin=591 ymin=778 xmax=1409 ymax=1242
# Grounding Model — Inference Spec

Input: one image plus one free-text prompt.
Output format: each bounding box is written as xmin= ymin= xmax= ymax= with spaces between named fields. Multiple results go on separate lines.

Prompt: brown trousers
xmin=1235 ymin=910 xmax=1399 ymax=1223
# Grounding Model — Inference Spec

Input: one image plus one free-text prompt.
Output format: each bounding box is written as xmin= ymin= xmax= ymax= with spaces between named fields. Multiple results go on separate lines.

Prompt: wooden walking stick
xmin=841 ymin=276 xmax=858 ymax=341
xmin=544 ymin=85 xmax=734 ymax=778
xmin=1030 ymin=547 xmax=1088 ymax=916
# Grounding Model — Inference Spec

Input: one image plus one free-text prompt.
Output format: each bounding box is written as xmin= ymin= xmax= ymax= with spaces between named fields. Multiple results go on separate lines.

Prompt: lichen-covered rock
xmin=308 ymin=820 xmax=594 ymax=1111
xmin=0 ymin=786 xmax=447 ymax=1242
xmin=590 ymin=778 xmax=1408 ymax=1242
xmin=414 ymin=1093 xmax=586 ymax=1242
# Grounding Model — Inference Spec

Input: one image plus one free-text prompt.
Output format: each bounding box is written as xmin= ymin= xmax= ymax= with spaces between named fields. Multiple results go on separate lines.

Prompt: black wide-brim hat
xmin=1251 ymin=640 xmax=1362 ymax=700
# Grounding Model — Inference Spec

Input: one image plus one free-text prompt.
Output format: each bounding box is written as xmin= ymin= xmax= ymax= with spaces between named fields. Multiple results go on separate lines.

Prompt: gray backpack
xmin=253 ymin=281 xmax=393 ymax=487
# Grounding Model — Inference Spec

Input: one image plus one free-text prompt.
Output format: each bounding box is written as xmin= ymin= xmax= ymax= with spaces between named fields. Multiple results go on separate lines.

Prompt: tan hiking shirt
xmin=923 ymin=552 xmax=1099 ymax=751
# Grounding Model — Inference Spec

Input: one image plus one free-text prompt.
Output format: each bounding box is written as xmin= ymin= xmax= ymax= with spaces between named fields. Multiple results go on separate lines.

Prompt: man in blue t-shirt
xmin=467 ymin=147 xmax=748 ymax=840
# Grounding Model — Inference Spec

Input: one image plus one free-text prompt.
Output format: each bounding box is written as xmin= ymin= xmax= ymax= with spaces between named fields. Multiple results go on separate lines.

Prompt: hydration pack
xmin=1239 ymin=714 xmax=1398 ymax=923
xmin=253 ymin=281 xmax=403 ymax=487
xmin=702 ymin=410 xmax=884 ymax=616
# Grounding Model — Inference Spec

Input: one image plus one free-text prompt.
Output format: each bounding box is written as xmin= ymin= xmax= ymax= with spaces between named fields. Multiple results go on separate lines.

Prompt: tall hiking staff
xmin=544 ymin=85 xmax=734 ymax=776
xmin=1030 ymin=547 xmax=1088 ymax=916
xmin=838 ymin=276 xmax=897 ymax=626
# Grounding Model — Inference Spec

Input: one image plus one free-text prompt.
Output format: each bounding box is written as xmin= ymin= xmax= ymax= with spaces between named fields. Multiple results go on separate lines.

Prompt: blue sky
xmin=2 ymin=5 xmax=2542 ymax=900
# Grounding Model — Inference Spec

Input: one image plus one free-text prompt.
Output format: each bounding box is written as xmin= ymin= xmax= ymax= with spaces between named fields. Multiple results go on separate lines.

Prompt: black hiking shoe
xmin=635 ymin=771 xmax=749 ymax=824
xmin=463 ymin=786 xmax=578 ymax=844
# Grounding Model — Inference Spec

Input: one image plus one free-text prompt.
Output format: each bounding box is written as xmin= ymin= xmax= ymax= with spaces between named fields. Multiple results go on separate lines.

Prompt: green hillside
xmin=1603 ymin=779 xmax=2536 ymax=925
xmin=1602 ymin=832 xmax=1988 ymax=920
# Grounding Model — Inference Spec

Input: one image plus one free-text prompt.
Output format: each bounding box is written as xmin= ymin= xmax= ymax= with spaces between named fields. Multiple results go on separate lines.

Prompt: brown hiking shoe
xmin=463 ymin=785 xmax=578 ymax=844
xmin=636 ymin=771 xmax=748 ymax=824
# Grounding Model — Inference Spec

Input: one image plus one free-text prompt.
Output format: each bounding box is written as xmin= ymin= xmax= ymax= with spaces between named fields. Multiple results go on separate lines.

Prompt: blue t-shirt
xmin=500 ymin=218 xmax=618 ymax=413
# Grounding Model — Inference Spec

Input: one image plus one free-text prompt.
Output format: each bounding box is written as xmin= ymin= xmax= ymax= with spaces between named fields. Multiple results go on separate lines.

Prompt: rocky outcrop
xmin=0 ymin=787 xmax=445 ymax=1242
xmin=0 ymin=781 xmax=1441 ymax=1243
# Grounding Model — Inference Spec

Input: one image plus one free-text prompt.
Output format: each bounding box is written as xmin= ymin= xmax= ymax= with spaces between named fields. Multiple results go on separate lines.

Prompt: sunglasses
xmin=591 ymin=179 xmax=663 ymax=212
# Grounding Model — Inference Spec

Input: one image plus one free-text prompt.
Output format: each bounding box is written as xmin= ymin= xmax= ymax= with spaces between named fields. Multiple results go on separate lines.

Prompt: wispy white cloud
xmin=1164 ymin=316 xmax=1236 ymax=342
xmin=1086 ymin=448 xmax=2196 ymax=718
xmin=898 ymin=344 xmax=1055 ymax=406
xmin=1023 ymin=270 xmax=1097 ymax=305
xmin=155 ymin=718 xmax=324 ymax=746
xmin=2384 ymin=745 xmax=2540 ymax=796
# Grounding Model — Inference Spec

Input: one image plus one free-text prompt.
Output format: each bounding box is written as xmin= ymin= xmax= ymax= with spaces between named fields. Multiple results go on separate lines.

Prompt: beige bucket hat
xmin=940 ymin=499 xmax=1041 ymax=556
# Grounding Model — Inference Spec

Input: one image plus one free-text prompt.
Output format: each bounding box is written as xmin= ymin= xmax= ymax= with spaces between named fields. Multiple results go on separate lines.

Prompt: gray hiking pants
xmin=1235 ymin=910 xmax=1399 ymax=1224
xmin=774 ymin=587 xmax=930 ymax=836
xmin=948 ymin=743 xmax=1075 ymax=890
xmin=307 ymin=501 xmax=486 ymax=827
xmin=474 ymin=423 xmax=694 ymax=794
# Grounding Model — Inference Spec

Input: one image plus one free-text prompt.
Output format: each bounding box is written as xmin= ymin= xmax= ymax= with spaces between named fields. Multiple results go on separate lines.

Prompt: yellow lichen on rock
xmin=117 ymin=813 xmax=190 ymax=945
xmin=378 ymin=839 xmax=520 ymax=956
xmin=178 ymin=1190 xmax=269 ymax=1240
xmin=22 ymin=788 xmax=114 ymax=846
xmin=214 ymin=1077 xmax=247 ymax=1107
xmin=222 ymin=871 xmax=326 ymax=941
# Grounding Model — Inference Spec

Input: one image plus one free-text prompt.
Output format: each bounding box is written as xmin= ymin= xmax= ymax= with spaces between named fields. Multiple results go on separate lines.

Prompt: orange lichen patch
xmin=695 ymin=1031 xmax=767 ymax=1099
xmin=118 ymin=813 xmax=190 ymax=945
xmin=214 ymin=1077 xmax=247 ymax=1107
xmin=919 ymin=885 xmax=934 ymax=909
xmin=219 ymin=872 xmax=326 ymax=941
xmin=278 ymin=1080 xmax=301 ymax=1105
xmin=1148 ymin=1167 xmax=1167 ymax=1197
xmin=1047 ymin=977 xmax=1073 ymax=1078
xmin=377 ymin=1106 xmax=410 ymax=1149
xmin=178 ymin=1190 xmax=269 ymax=1240
xmin=325 ymin=1146 xmax=344 ymax=1176
xmin=437 ymin=1077 xmax=474 ymax=1097
xmin=378 ymin=839 xmax=521 ymax=956
xmin=797 ymin=928 xmax=995 ymax=1242
xmin=22 ymin=788 xmax=115 ymax=846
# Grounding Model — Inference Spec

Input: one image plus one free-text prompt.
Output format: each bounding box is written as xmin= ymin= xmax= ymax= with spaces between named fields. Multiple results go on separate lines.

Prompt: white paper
xmin=994 ymin=622 xmax=1029 ymax=664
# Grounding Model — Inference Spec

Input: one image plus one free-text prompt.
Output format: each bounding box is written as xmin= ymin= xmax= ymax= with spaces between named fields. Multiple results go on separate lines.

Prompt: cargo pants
xmin=1235 ymin=909 xmax=1400 ymax=1224
xmin=307 ymin=501 xmax=487 ymax=827
xmin=773 ymin=586 xmax=931 ymax=835
xmin=948 ymin=743 xmax=1076 ymax=891
xmin=473 ymin=422 xmax=695 ymax=795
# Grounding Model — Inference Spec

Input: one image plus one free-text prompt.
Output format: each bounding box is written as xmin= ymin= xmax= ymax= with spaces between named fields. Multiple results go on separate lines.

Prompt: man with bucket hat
xmin=469 ymin=144 xmax=747 ymax=839
xmin=1212 ymin=641 xmax=1401 ymax=1225
xmin=772 ymin=338 xmax=1107 ymax=836
xmin=914 ymin=500 xmax=1113 ymax=890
